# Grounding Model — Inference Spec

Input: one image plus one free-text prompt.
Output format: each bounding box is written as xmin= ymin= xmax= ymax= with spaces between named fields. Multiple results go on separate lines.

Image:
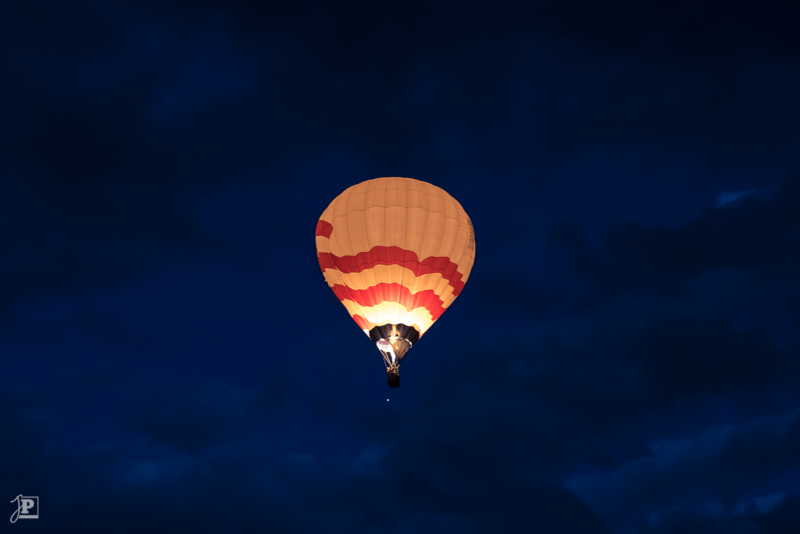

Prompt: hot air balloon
xmin=315 ymin=177 xmax=475 ymax=388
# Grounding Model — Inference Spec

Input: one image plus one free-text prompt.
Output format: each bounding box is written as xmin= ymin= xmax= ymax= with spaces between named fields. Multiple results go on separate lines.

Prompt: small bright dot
xmin=386 ymin=399 xmax=389 ymax=402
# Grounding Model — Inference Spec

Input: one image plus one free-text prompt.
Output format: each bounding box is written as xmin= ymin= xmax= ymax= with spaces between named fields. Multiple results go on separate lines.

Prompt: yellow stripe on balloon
xmin=322 ymin=267 xmax=458 ymax=307
xmin=337 ymin=298 xmax=435 ymax=335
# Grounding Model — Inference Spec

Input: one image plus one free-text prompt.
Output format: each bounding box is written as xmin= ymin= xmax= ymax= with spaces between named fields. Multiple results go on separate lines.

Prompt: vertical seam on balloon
xmin=383 ymin=178 xmax=393 ymax=327
xmin=414 ymin=213 xmax=431 ymax=330
xmin=376 ymin=181 xmax=388 ymax=328
xmin=436 ymin=213 xmax=462 ymax=301
xmin=414 ymin=206 xmax=430 ymax=323
xmin=459 ymin=210 xmax=476 ymax=283
xmin=446 ymin=200 xmax=472 ymax=291
xmin=344 ymin=189 xmax=367 ymax=331
xmin=432 ymin=194 xmax=464 ymax=322
xmin=364 ymin=182 xmax=380 ymax=321
xmin=422 ymin=184 xmax=447 ymax=333
xmin=397 ymin=178 xmax=408 ymax=326
xmin=403 ymin=184 xmax=425 ymax=330
xmin=422 ymin=182 xmax=444 ymax=335
xmin=430 ymin=185 xmax=449 ymax=271
xmin=414 ymin=184 xmax=433 ymax=304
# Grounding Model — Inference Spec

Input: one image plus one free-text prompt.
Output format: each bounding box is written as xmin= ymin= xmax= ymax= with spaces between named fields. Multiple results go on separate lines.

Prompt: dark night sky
xmin=2 ymin=1 xmax=800 ymax=532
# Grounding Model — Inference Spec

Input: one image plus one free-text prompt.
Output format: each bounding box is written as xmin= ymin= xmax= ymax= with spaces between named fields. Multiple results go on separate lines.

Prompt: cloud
xmin=567 ymin=409 xmax=800 ymax=531
xmin=550 ymin=180 xmax=800 ymax=300
xmin=715 ymin=190 xmax=766 ymax=208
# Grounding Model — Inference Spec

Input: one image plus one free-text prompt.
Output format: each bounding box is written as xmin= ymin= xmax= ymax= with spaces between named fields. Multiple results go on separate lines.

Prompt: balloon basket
xmin=387 ymin=371 xmax=400 ymax=388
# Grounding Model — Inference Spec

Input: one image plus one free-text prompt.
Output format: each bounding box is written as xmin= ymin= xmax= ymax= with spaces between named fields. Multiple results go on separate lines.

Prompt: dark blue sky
xmin=2 ymin=1 xmax=800 ymax=532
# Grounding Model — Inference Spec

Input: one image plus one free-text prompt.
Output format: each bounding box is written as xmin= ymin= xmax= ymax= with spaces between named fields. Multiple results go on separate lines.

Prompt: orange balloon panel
xmin=316 ymin=177 xmax=475 ymax=338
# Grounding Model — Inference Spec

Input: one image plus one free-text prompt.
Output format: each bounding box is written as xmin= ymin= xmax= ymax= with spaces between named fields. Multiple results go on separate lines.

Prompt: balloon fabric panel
xmin=316 ymin=177 xmax=475 ymax=339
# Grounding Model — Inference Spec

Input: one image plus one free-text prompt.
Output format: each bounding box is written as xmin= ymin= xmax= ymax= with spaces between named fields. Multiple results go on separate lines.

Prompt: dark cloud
xmin=569 ymin=410 xmax=800 ymax=531
xmin=755 ymin=493 xmax=800 ymax=533
xmin=550 ymin=181 xmax=800 ymax=299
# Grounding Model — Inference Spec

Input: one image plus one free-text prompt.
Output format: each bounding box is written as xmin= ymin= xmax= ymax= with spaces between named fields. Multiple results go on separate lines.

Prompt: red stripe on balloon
xmin=318 ymin=246 xmax=465 ymax=296
xmin=352 ymin=314 xmax=371 ymax=330
xmin=331 ymin=283 xmax=447 ymax=321
xmin=315 ymin=219 xmax=333 ymax=239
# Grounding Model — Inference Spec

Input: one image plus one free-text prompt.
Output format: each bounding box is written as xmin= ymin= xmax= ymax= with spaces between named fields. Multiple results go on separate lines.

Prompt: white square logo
xmin=10 ymin=495 xmax=39 ymax=523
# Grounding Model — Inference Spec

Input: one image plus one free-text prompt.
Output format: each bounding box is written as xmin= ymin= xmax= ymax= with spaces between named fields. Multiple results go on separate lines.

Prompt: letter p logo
xmin=20 ymin=499 xmax=34 ymax=514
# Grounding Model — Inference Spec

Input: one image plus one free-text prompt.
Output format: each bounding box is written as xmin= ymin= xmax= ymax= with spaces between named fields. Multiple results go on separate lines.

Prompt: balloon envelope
xmin=315 ymin=177 xmax=475 ymax=383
